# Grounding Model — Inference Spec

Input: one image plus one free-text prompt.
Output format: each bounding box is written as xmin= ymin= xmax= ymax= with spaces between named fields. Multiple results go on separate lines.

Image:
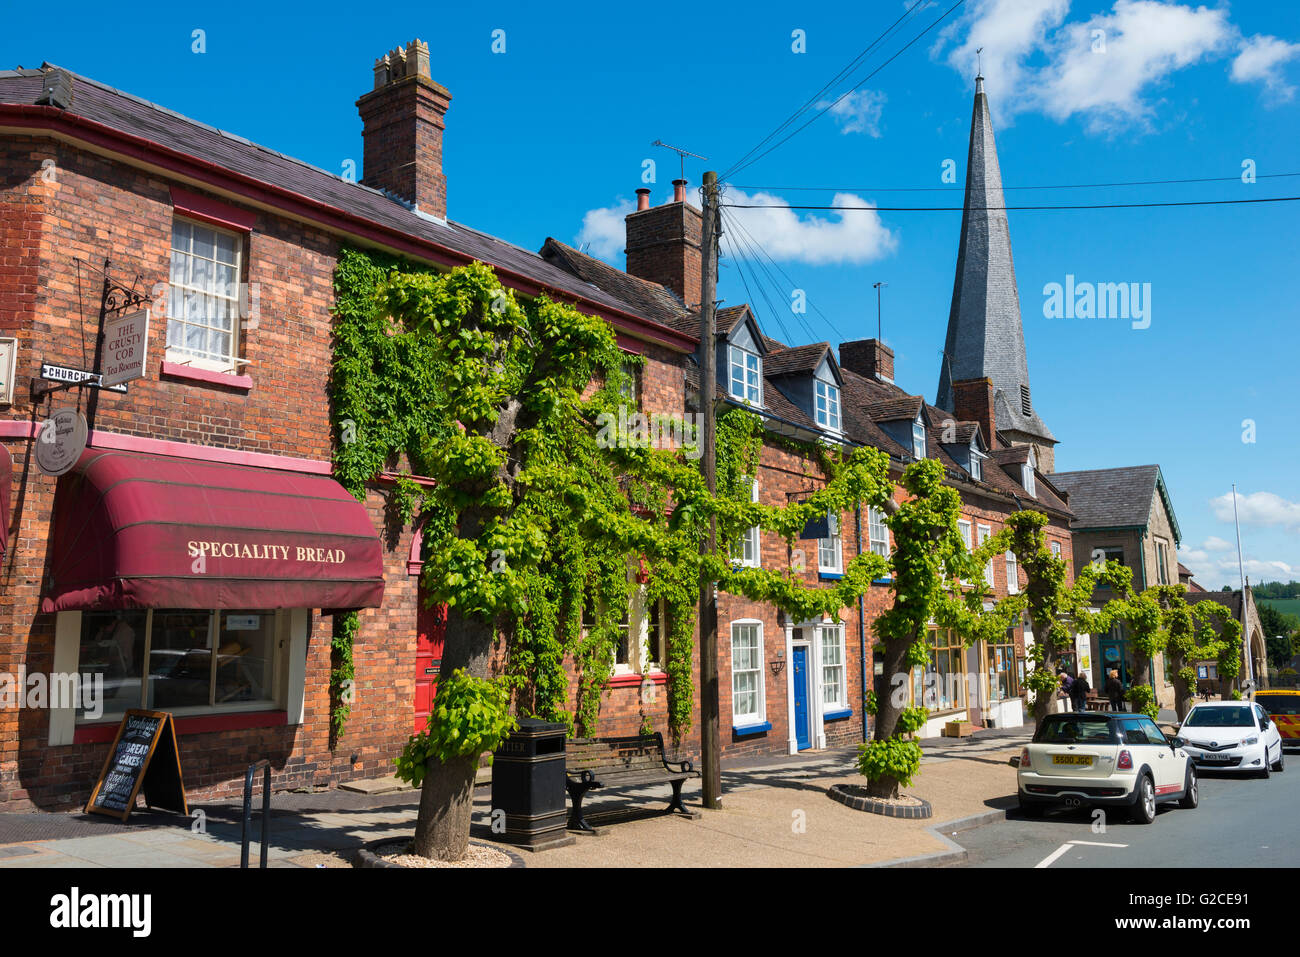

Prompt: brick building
xmin=1 ymin=49 xmax=1080 ymax=814
xmin=0 ymin=45 xmax=696 ymax=810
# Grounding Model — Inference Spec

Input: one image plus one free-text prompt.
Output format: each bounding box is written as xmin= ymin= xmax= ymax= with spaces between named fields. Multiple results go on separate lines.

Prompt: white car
xmin=1017 ymin=712 xmax=1197 ymax=824
xmin=1176 ymin=700 xmax=1285 ymax=777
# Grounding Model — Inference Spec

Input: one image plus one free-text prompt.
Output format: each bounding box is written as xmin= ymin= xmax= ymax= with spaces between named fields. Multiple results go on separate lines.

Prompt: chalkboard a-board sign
xmin=85 ymin=709 xmax=188 ymax=821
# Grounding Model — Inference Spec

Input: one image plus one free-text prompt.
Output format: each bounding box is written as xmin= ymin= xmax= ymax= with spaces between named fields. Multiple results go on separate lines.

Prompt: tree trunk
xmin=1031 ymin=619 xmax=1060 ymax=726
xmin=866 ymin=634 xmax=911 ymax=800
xmin=410 ymin=596 xmax=496 ymax=860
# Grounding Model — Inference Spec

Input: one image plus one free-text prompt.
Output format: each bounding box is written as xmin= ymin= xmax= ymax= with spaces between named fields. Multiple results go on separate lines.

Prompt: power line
xmin=720 ymin=195 xmax=1300 ymax=212
xmin=732 ymin=172 xmax=1300 ymax=193
xmin=721 ymin=0 xmax=930 ymax=181
xmin=719 ymin=224 xmax=795 ymax=345
xmin=725 ymin=0 xmax=969 ymax=180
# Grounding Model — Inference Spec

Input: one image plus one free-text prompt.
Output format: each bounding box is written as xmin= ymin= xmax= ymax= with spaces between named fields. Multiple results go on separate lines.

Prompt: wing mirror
xmin=1169 ymin=735 xmax=1184 ymax=749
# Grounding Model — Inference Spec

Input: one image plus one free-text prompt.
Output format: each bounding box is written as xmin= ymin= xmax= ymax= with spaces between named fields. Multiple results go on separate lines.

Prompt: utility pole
xmin=873 ymin=281 xmax=886 ymax=340
xmin=699 ymin=170 xmax=722 ymax=809
xmin=1231 ymin=483 xmax=1253 ymax=694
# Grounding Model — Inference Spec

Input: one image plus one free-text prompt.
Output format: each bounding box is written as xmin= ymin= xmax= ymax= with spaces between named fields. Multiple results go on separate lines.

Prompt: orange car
xmin=1256 ymin=690 xmax=1300 ymax=750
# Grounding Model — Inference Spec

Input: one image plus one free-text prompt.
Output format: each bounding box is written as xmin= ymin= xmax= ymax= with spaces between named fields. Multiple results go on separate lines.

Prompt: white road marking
xmin=1035 ymin=843 xmax=1073 ymax=868
xmin=1035 ymin=839 xmax=1129 ymax=868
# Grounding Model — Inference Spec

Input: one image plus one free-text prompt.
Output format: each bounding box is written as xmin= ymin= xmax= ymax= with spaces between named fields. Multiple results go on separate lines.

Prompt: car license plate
xmin=1198 ymin=753 xmax=1229 ymax=762
xmin=1052 ymin=755 xmax=1093 ymax=766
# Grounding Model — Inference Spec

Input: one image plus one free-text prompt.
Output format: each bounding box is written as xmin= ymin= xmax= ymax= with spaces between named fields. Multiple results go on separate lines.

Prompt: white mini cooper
xmin=1017 ymin=712 xmax=1197 ymax=824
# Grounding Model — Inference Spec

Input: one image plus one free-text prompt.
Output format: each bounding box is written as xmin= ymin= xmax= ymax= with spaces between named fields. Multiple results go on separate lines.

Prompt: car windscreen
xmin=1257 ymin=695 xmax=1300 ymax=716
xmin=1033 ymin=716 xmax=1117 ymax=744
xmin=1183 ymin=706 xmax=1255 ymax=727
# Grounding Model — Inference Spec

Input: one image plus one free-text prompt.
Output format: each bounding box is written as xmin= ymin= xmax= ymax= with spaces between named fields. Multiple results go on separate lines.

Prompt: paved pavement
xmin=0 ymin=728 xmax=1034 ymax=868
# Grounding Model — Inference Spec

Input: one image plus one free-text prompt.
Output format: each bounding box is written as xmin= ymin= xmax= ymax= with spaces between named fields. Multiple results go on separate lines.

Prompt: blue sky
xmin=5 ymin=0 xmax=1298 ymax=588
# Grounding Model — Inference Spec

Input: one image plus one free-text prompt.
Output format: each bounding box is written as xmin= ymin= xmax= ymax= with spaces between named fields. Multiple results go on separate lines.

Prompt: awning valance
xmin=42 ymin=449 xmax=384 ymax=613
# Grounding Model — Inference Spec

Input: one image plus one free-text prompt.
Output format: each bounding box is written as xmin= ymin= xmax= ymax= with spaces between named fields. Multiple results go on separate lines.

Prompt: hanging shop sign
xmin=0 ymin=338 xmax=15 ymax=405
xmin=85 ymin=709 xmax=187 ymax=821
xmin=39 ymin=361 xmax=127 ymax=394
xmin=100 ymin=309 xmax=150 ymax=388
xmin=35 ymin=406 xmax=88 ymax=477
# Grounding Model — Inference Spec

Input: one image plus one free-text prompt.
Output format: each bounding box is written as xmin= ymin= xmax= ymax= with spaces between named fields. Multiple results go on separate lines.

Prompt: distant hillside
xmin=1259 ymin=598 xmax=1300 ymax=620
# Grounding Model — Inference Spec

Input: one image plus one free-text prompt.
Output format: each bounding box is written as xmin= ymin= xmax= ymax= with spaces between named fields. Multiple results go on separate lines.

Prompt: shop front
xmin=39 ymin=448 xmax=384 ymax=749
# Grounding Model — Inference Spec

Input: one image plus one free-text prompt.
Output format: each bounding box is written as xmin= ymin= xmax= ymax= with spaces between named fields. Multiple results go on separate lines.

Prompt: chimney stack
xmin=624 ymin=181 xmax=702 ymax=309
xmin=356 ymin=39 xmax=451 ymax=219
xmin=952 ymin=377 xmax=996 ymax=449
xmin=839 ymin=339 xmax=894 ymax=383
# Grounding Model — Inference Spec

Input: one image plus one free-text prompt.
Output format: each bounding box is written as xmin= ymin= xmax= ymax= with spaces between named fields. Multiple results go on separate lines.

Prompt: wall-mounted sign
xmin=35 ymin=407 xmax=88 ymax=476
xmin=225 ymin=614 xmax=261 ymax=631
xmin=0 ymin=338 xmax=15 ymax=404
xmin=39 ymin=361 xmax=127 ymax=394
xmin=101 ymin=309 xmax=150 ymax=388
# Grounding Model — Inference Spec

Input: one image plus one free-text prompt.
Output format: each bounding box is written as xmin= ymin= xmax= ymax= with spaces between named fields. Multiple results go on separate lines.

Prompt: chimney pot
xmin=636 ymin=188 xmax=651 ymax=211
xmin=357 ymin=40 xmax=450 ymax=218
xmin=672 ymin=179 xmax=687 ymax=203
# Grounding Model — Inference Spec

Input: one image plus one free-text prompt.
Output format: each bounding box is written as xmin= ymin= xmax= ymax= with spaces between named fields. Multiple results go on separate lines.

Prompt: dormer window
xmin=911 ymin=418 xmax=927 ymax=459
xmin=969 ymin=442 xmax=983 ymax=481
xmin=1021 ymin=448 xmax=1037 ymax=496
xmin=729 ymin=345 xmax=762 ymax=405
xmin=815 ymin=380 xmax=840 ymax=431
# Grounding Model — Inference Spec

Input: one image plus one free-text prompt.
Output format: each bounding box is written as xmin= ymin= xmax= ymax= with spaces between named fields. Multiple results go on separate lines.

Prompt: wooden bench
xmin=565 ymin=733 xmax=698 ymax=832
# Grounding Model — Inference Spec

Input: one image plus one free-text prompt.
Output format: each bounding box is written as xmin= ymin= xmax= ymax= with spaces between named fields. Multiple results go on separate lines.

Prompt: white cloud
xmin=720 ymin=188 xmax=898 ymax=266
xmin=1036 ymin=1 xmax=1233 ymax=131
xmin=575 ymin=198 xmax=635 ymax=262
xmin=1210 ymin=491 xmax=1300 ymax=531
xmin=1203 ymin=535 xmax=1233 ymax=551
xmin=937 ymin=0 xmax=1265 ymax=132
xmin=1179 ymin=550 xmax=1296 ymax=590
xmin=816 ymin=89 xmax=888 ymax=137
xmin=1231 ymin=34 xmax=1300 ymax=101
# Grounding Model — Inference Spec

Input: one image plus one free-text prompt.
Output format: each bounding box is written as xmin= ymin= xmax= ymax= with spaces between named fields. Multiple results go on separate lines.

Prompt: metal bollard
xmin=240 ymin=759 xmax=272 ymax=869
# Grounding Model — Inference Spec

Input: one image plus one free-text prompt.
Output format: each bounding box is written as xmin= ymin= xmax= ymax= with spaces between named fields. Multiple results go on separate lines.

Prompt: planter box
xmin=942 ymin=720 xmax=977 ymax=738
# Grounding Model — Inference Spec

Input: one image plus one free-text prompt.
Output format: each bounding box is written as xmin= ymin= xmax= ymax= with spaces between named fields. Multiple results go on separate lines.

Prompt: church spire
xmin=936 ymin=74 xmax=1057 ymax=467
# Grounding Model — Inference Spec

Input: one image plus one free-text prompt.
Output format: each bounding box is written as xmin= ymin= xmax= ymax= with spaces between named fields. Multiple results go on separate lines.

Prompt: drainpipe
xmin=856 ymin=505 xmax=869 ymax=743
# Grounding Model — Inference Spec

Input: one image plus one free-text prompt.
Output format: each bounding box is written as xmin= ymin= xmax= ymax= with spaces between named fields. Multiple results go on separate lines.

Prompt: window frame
xmin=957 ymin=519 xmax=973 ymax=586
xmin=728 ymin=344 xmax=763 ymax=406
xmin=814 ymin=379 xmax=841 ymax=432
xmin=1006 ymin=550 xmax=1019 ymax=594
xmin=732 ymin=477 xmax=762 ymax=568
xmin=819 ymin=623 xmax=847 ymax=711
xmin=730 ymin=620 xmax=766 ymax=727
xmin=818 ymin=510 xmax=843 ymax=574
xmin=167 ymin=217 xmax=246 ymax=374
xmin=867 ymin=505 xmax=889 ymax=558
xmin=1155 ymin=539 xmax=1170 ymax=585
xmin=969 ymin=442 xmax=983 ymax=481
xmin=978 ymin=523 xmax=994 ymax=588
xmin=911 ymin=417 xmax=927 ymax=459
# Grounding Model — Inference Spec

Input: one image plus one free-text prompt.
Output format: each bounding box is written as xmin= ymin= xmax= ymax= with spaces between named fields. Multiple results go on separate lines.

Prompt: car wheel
xmin=1129 ymin=774 xmax=1157 ymax=824
xmin=1178 ymin=765 xmax=1198 ymax=809
xmin=1260 ymin=747 xmax=1272 ymax=779
xmin=1272 ymin=745 xmax=1285 ymax=773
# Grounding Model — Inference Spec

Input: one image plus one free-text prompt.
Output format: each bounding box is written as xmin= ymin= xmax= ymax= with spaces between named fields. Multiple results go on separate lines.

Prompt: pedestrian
xmin=1105 ymin=669 xmax=1124 ymax=711
xmin=1070 ymin=669 xmax=1091 ymax=712
xmin=1058 ymin=669 xmax=1074 ymax=711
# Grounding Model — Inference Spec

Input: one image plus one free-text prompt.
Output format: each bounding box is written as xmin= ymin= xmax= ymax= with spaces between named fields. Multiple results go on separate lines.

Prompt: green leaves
xmin=394 ymin=670 xmax=518 ymax=783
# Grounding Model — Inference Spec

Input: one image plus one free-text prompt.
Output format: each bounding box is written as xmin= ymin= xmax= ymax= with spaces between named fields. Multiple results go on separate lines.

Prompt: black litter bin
xmin=490 ymin=718 xmax=572 ymax=849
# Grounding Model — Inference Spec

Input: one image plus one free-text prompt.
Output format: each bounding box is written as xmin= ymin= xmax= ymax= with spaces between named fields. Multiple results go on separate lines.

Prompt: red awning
xmin=42 ymin=449 xmax=384 ymax=612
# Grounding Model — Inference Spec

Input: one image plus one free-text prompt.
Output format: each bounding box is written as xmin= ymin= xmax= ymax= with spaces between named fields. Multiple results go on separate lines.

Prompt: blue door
xmin=793 ymin=646 xmax=811 ymax=751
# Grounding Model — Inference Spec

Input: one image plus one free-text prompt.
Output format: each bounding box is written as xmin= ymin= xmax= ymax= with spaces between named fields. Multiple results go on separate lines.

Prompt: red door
xmin=414 ymin=595 xmax=447 ymax=733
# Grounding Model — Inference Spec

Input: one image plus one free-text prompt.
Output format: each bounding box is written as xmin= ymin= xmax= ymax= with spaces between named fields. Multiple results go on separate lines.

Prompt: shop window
xmin=820 ymin=624 xmax=846 ymax=711
xmin=167 ymin=218 xmax=245 ymax=373
xmin=730 ymin=621 xmax=764 ymax=725
xmin=911 ymin=628 xmax=966 ymax=712
xmin=988 ymin=631 xmax=1019 ymax=701
xmin=77 ymin=609 xmax=281 ymax=720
